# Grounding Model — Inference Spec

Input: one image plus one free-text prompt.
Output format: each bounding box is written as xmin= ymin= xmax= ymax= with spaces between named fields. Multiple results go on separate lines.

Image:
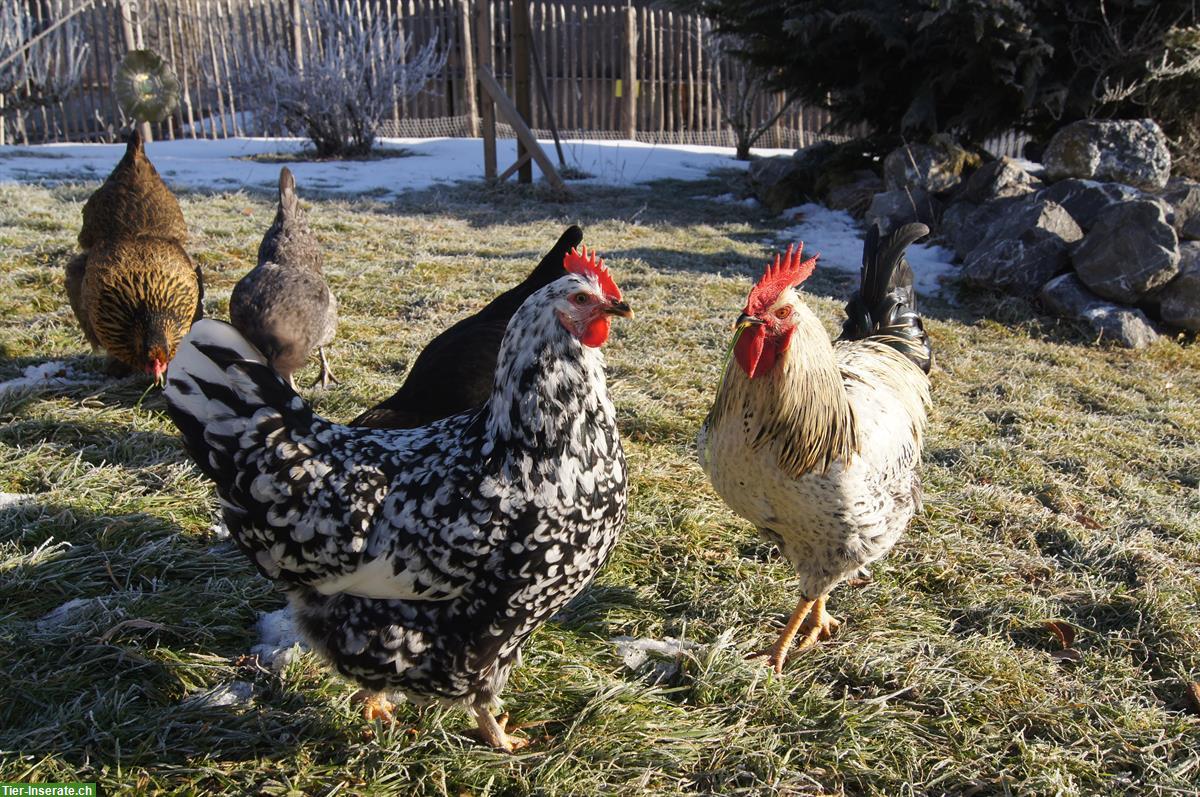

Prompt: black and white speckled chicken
xmin=164 ymin=248 xmax=631 ymax=751
xmin=230 ymin=167 xmax=338 ymax=389
xmin=698 ymin=223 xmax=932 ymax=673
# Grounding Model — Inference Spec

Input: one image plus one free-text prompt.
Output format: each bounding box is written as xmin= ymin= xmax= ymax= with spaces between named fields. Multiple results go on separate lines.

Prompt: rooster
xmin=230 ymin=167 xmax=338 ymax=389
xmin=164 ymin=248 xmax=631 ymax=751
xmin=66 ymin=130 xmax=202 ymax=382
xmin=698 ymin=223 xmax=932 ymax=673
xmin=352 ymin=225 xmax=583 ymax=429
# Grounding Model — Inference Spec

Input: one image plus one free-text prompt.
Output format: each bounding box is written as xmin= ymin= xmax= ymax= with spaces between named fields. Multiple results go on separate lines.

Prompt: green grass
xmin=1 ymin=174 xmax=1198 ymax=796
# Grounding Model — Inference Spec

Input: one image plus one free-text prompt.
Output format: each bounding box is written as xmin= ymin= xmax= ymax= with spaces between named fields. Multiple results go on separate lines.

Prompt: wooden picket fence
xmin=4 ymin=0 xmax=843 ymax=148
xmin=4 ymin=0 xmax=1028 ymax=157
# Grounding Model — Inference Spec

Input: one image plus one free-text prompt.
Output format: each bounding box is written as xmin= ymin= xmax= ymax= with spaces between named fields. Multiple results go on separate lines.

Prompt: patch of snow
xmin=251 ymin=606 xmax=308 ymax=670
xmin=0 ymin=492 xmax=35 ymax=509
xmin=611 ymin=635 xmax=701 ymax=683
xmin=182 ymin=680 xmax=255 ymax=708
xmin=0 ymin=361 xmax=89 ymax=400
xmin=776 ymin=203 xmax=958 ymax=299
xmin=0 ymin=137 xmax=793 ymax=199
xmin=36 ymin=597 xmax=102 ymax=632
xmin=209 ymin=519 xmax=231 ymax=539
xmin=705 ymin=192 xmax=760 ymax=207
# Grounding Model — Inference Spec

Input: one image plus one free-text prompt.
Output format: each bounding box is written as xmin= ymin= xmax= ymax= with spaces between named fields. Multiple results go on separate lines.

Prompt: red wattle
xmin=734 ymin=326 xmax=779 ymax=378
xmin=581 ymin=316 xmax=611 ymax=347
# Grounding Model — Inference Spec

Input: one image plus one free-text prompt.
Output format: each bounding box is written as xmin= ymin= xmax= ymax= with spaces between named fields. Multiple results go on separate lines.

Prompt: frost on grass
xmin=251 ymin=606 xmax=308 ymax=670
xmin=208 ymin=518 xmax=231 ymax=539
xmin=778 ymin=203 xmax=959 ymax=299
xmin=0 ymin=492 xmax=34 ymax=509
xmin=611 ymin=636 xmax=701 ymax=683
xmin=36 ymin=597 xmax=103 ymax=632
xmin=182 ymin=680 xmax=255 ymax=709
xmin=0 ymin=361 xmax=89 ymax=401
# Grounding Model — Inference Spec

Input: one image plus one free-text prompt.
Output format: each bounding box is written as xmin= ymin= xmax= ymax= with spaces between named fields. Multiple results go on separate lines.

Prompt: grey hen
xmin=230 ymin=167 xmax=338 ymax=388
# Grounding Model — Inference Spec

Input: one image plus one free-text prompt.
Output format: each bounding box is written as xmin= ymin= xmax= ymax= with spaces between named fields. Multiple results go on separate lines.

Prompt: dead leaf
xmin=98 ymin=618 xmax=168 ymax=643
xmin=1050 ymin=649 xmax=1082 ymax=663
xmin=1044 ymin=620 xmax=1076 ymax=649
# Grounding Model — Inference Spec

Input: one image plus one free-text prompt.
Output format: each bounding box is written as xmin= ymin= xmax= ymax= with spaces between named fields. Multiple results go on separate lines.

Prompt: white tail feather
xmin=164 ymin=319 xmax=273 ymax=430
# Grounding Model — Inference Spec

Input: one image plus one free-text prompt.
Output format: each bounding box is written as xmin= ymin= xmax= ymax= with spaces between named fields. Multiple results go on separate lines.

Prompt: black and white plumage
xmin=164 ymin=265 xmax=631 ymax=750
xmin=230 ymin=167 xmax=338 ymax=389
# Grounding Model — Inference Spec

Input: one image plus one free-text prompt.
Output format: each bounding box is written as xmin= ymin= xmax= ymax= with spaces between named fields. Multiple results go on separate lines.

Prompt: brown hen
xmin=67 ymin=130 xmax=202 ymax=382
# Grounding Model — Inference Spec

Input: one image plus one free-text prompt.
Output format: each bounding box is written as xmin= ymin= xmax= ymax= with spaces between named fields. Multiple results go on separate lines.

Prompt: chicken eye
xmin=774 ymin=306 xmax=792 ymax=319
xmin=572 ymin=293 xmax=590 ymax=306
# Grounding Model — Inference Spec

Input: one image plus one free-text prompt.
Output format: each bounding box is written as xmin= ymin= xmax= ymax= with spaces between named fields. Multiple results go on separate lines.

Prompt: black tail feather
xmin=841 ymin=222 xmax=933 ymax=373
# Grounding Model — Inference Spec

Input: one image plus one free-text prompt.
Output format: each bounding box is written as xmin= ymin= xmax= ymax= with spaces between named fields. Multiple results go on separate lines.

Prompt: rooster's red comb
xmin=564 ymin=246 xmax=621 ymax=301
xmin=745 ymin=243 xmax=818 ymax=314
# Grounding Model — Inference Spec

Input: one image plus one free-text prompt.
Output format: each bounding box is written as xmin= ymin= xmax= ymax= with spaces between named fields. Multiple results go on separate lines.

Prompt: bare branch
xmin=238 ymin=0 xmax=447 ymax=157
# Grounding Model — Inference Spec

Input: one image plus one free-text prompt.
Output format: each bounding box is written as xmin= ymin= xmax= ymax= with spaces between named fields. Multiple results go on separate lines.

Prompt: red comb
xmin=745 ymin=243 xmax=818 ymax=315
xmin=563 ymin=246 xmax=621 ymax=301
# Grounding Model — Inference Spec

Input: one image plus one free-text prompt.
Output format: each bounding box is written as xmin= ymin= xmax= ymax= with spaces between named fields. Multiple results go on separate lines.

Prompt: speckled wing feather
xmin=167 ymin=320 xmax=493 ymax=600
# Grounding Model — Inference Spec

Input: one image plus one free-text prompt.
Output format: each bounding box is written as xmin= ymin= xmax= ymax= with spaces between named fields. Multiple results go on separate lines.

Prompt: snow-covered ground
xmin=779 ymin=203 xmax=958 ymax=299
xmin=0 ymin=361 xmax=95 ymax=401
xmin=0 ymin=136 xmax=790 ymax=198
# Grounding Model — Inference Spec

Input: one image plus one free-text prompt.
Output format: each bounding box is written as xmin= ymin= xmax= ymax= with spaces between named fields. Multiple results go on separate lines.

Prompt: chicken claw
xmin=315 ymin=346 xmax=338 ymax=388
xmin=353 ymin=690 xmax=396 ymax=724
xmin=470 ymin=707 xmax=530 ymax=753
xmin=748 ymin=595 xmax=839 ymax=674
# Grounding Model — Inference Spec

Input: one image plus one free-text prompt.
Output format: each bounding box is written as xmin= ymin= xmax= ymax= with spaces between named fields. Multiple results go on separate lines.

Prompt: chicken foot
xmin=314 ymin=346 xmax=338 ymax=388
xmin=470 ymin=707 xmax=530 ymax=753
xmin=353 ymin=689 xmax=397 ymax=723
xmin=748 ymin=594 xmax=840 ymax=674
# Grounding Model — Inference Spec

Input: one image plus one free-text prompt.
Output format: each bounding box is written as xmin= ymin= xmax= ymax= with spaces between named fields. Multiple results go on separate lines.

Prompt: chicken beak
xmin=735 ymin=313 xmax=765 ymax=330
xmin=606 ymin=299 xmax=633 ymax=319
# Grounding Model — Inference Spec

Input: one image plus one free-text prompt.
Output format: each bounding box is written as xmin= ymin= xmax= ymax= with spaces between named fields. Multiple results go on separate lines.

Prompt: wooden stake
xmin=475 ymin=0 xmax=496 ymax=180
xmin=512 ymin=0 xmax=532 ymax=183
xmin=622 ymin=5 xmax=636 ymax=140
xmin=117 ymin=0 xmax=152 ymax=141
xmin=459 ymin=0 xmax=479 ymax=137
xmin=477 ymin=66 xmax=566 ymax=192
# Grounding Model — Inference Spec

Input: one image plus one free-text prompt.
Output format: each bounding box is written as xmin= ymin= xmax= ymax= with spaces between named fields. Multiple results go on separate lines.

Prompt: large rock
xmin=961 ymin=200 xmax=1082 ymax=295
xmin=824 ymin=170 xmax=883 ymax=218
xmin=1072 ymin=200 xmax=1180 ymax=303
xmin=1042 ymin=119 xmax=1171 ymax=190
xmin=956 ymin=157 xmax=1043 ymax=205
xmin=1041 ymin=273 xmax=1160 ymax=348
xmin=865 ymin=188 xmax=941 ymax=235
xmin=939 ymin=198 xmax=1021 ymax=260
xmin=750 ymin=156 xmax=810 ymax=214
xmin=1161 ymin=180 xmax=1200 ymax=240
xmin=883 ymin=142 xmax=971 ymax=194
xmin=1156 ymin=241 xmax=1200 ymax=330
xmin=1035 ymin=178 xmax=1143 ymax=231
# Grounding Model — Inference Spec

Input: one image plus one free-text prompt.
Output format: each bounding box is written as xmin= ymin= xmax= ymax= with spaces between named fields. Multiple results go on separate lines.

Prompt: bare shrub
xmin=0 ymin=3 xmax=88 ymax=110
xmin=243 ymin=0 xmax=446 ymax=158
xmin=707 ymin=35 xmax=796 ymax=160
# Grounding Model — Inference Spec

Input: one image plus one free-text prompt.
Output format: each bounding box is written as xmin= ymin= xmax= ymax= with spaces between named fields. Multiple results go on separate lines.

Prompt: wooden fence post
xmin=476 ymin=0 xmax=496 ymax=180
xmin=623 ymin=5 xmax=636 ymax=140
xmin=459 ymin=0 xmax=479 ymax=137
xmin=290 ymin=0 xmax=304 ymax=71
xmin=117 ymin=0 xmax=152 ymax=142
xmin=512 ymin=0 xmax=532 ymax=183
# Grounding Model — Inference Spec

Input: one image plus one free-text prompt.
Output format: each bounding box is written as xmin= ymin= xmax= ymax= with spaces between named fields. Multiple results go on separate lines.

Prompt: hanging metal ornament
xmin=115 ymin=49 xmax=180 ymax=123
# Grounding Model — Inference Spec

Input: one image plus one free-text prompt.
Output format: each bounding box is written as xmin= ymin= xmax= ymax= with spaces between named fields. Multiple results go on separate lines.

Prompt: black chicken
xmin=352 ymin=225 xmax=584 ymax=429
